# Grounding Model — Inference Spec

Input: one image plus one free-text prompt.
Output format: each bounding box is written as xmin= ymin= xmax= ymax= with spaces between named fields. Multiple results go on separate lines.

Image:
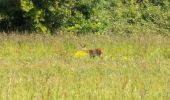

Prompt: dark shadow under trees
xmin=0 ymin=0 xmax=27 ymax=32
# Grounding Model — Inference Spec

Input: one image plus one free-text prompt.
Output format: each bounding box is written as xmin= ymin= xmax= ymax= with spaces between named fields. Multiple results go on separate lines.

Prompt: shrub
xmin=0 ymin=0 xmax=169 ymax=34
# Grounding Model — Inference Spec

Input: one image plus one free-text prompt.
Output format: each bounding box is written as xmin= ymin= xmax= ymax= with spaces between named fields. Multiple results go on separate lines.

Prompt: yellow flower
xmin=75 ymin=50 xmax=88 ymax=58
xmin=123 ymin=56 xmax=128 ymax=60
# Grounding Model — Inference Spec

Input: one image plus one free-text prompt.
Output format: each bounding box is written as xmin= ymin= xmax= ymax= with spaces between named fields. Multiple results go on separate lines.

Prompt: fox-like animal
xmin=83 ymin=48 xmax=104 ymax=58
xmin=80 ymin=44 xmax=103 ymax=57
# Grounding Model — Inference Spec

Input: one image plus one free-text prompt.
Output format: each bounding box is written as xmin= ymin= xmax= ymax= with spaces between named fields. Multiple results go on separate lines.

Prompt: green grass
xmin=0 ymin=33 xmax=170 ymax=100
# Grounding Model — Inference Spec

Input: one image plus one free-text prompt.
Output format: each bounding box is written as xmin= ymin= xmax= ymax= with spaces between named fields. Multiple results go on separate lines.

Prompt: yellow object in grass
xmin=75 ymin=50 xmax=88 ymax=58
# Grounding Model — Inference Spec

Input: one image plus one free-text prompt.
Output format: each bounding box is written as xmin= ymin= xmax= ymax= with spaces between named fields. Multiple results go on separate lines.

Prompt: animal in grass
xmin=83 ymin=48 xmax=104 ymax=58
xmin=80 ymin=44 xmax=104 ymax=58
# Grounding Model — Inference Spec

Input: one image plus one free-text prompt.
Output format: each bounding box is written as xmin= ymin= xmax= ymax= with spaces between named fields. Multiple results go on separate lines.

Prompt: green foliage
xmin=0 ymin=0 xmax=24 ymax=30
xmin=0 ymin=0 xmax=169 ymax=34
xmin=21 ymin=0 xmax=47 ymax=32
xmin=110 ymin=0 xmax=170 ymax=35
xmin=19 ymin=0 xmax=103 ymax=33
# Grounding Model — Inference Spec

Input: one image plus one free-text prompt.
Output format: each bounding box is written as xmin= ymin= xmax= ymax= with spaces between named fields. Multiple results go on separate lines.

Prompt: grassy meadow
xmin=0 ymin=33 xmax=170 ymax=100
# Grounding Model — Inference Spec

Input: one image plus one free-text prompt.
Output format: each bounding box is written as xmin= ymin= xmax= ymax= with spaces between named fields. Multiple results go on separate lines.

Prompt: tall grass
xmin=0 ymin=33 xmax=170 ymax=100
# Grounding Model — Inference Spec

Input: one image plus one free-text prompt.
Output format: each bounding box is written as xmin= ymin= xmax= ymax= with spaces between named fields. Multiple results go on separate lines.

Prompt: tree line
xmin=0 ymin=0 xmax=169 ymax=34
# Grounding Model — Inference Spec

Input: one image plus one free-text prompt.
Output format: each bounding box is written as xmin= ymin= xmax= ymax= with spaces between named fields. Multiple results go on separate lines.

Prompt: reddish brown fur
xmin=84 ymin=48 xmax=103 ymax=57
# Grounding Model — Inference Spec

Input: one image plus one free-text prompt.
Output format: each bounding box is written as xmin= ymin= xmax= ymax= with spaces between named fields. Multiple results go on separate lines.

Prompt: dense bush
xmin=19 ymin=0 xmax=110 ymax=33
xmin=0 ymin=0 xmax=25 ymax=30
xmin=0 ymin=0 xmax=169 ymax=34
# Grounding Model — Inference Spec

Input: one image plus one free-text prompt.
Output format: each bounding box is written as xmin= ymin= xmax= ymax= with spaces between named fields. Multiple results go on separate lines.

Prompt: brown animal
xmin=84 ymin=48 xmax=104 ymax=58
xmin=80 ymin=44 xmax=104 ymax=58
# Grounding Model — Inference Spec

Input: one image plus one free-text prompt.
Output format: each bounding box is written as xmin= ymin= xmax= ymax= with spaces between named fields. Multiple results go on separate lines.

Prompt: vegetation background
xmin=0 ymin=0 xmax=170 ymax=100
xmin=0 ymin=0 xmax=169 ymax=34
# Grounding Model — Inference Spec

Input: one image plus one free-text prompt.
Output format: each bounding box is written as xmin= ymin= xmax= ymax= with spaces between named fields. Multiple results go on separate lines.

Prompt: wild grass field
xmin=0 ymin=33 xmax=170 ymax=100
